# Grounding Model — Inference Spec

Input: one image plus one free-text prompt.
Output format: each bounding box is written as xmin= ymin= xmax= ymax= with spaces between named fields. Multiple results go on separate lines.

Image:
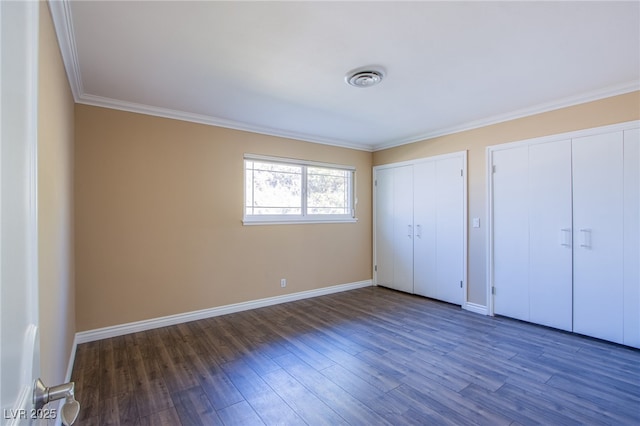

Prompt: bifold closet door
xmin=572 ymin=132 xmax=624 ymax=344
xmin=374 ymin=165 xmax=414 ymax=293
xmin=492 ymin=146 xmax=529 ymax=321
xmin=392 ymin=165 xmax=414 ymax=293
xmin=434 ymin=156 xmax=465 ymax=305
xmin=377 ymin=154 xmax=465 ymax=301
xmin=492 ymin=141 xmax=572 ymax=329
xmin=491 ymin=126 xmax=639 ymax=346
xmin=413 ymin=156 xmax=464 ymax=305
xmin=528 ymin=140 xmax=573 ymax=331
xmin=413 ymin=161 xmax=437 ymax=299
xmin=375 ymin=168 xmax=394 ymax=288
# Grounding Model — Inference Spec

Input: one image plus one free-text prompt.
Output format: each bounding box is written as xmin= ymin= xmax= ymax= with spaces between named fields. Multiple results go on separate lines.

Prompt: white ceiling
xmin=51 ymin=1 xmax=640 ymax=151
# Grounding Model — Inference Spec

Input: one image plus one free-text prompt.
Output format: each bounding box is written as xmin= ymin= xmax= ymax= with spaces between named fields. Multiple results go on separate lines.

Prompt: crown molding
xmin=79 ymin=82 xmax=639 ymax=154
xmin=48 ymin=0 xmax=83 ymax=101
xmin=77 ymin=93 xmax=373 ymax=151
xmin=372 ymin=81 xmax=640 ymax=151
xmin=48 ymin=0 xmax=638 ymax=153
xmin=48 ymin=3 xmax=372 ymax=151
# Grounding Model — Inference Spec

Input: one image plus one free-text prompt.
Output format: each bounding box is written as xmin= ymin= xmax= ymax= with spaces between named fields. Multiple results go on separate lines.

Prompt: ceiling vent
xmin=346 ymin=68 xmax=385 ymax=88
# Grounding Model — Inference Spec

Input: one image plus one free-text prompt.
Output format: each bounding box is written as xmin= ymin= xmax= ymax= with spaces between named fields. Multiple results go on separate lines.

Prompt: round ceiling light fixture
xmin=345 ymin=67 xmax=385 ymax=88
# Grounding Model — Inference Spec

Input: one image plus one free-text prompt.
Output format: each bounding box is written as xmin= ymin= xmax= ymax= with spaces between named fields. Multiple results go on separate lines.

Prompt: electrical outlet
xmin=280 ymin=278 xmax=287 ymax=288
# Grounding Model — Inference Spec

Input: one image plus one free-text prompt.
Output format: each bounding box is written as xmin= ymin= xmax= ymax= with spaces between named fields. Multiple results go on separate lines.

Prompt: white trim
xmin=78 ymin=83 xmax=639 ymax=153
xmin=373 ymin=150 xmax=470 ymax=171
xmin=463 ymin=302 xmax=488 ymax=316
xmin=243 ymin=218 xmax=358 ymax=225
xmin=372 ymin=81 xmax=640 ymax=151
xmin=75 ymin=280 xmax=372 ymax=344
xmin=486 ymin=143 xmax=495 ymax=317
xmin=485 ymin=120 xmax=640 ymax=317
xmin=48 ymin=0 xmax=82 ymax=101
xmin=47 ymin=0 xmax=638 ymax=153
xmin=79 ymin=93 xmax=373 ymax=152
xmin=372 ymin=166 xmax=378 ymax=284
xmin=461 ymin=151 xmax=469 ymax=309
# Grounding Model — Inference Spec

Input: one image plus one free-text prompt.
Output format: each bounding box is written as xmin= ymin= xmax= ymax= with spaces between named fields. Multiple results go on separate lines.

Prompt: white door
xmin=374 ymin=165 xmax=414 ymax=293
xmin=492 ymin=146 xmax=530 ymax=321
xmin=434 ymin=156 xmax=464 ymax=305
xmin=528 ymin=140 xmax=573 ymax=331
xmin=374 ymin=168 xmax=394 ymax=287
xmin=413 ymin=161 xmax=436 ymax=298
xmin=393 ymin=165 xmax=414 ymax=293
xmin=623 ymin=128 xmax=640 ymax=348
xmin=572 ymin=132 xmax=624 ymax=344
xmin=1 ymin=0 xmax=42 ymax=423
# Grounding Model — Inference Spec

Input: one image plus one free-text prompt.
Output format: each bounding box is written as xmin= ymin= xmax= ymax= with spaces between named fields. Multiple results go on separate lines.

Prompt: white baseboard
xmin=463 ymin=302 xmax=488 ymax=315
xmin=75 ymin=280 xmax=372 ymax=344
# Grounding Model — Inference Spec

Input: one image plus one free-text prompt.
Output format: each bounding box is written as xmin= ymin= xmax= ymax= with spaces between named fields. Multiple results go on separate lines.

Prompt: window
xmin=244 ymin=154 xmax=356 ymax=224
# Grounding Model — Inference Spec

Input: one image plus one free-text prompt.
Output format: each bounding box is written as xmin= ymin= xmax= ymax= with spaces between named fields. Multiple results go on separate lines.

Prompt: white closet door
xmin=623 ymin=128 xmax=640 ymax=348
xmin=492 ymin=146 xmax=530 ymax=321
xmin=393 ymin=165 xmax=414 ymax=293
xmin=413 ymin=161 xmax=437 ymax=298
xmin=528 ymin=140 xmax=573 ymax=331
xmin=374 ymin=168 xmax=394 ymax=287
xmin=573 ymin=132 xmax=624 ymax=344
xmin=435 ymin=156 xmax=465 ymax=305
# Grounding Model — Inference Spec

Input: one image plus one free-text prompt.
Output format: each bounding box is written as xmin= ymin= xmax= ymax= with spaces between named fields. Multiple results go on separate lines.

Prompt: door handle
xmin=408 ymin=224 xmax=412 ymax=238
xmin=416 ymin=224 xmax=422 ymax=239
xmin=579 ymin=228 xmax=591 ymax=249
xmin=560 ymin=228 xmax=571 ymax=247
xmin=34 ymin=378 xmax=80 ymax=425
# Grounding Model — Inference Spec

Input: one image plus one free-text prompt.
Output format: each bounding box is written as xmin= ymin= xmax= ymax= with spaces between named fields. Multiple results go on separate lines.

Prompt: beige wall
xmin=38 ymin=2 xmax=76 ymax=383
xmin=74 ymin=85 xmax=638 ymax=330
xmin=74 ymin=105 xmax=373 ymax=331
xmin=374 ymin=91 xmax=640 ymax=306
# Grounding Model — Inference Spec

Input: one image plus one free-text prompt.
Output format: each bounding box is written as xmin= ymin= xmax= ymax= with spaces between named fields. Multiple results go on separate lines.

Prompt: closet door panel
xmin=492 ymin=146 xmax=530 ymax=321
xmin=572 ymin=132 xmax=624 ymax=343
xmin=393 ymin=165 xmax=414 ymax=293
xmin=435 ymin=156 xmax=465 ymax=305
xmin=623 ymin=128 xmax=640 ymax=348
xmin=374 ymin=168 xmax=394 ymax=287
xmin=413 ymin=161 xmax=437 ymax=298
xmin=528 ymin=140 xmax=573 ymax=331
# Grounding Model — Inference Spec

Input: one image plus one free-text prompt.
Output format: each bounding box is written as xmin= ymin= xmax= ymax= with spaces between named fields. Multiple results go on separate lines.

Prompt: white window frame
xmin=243 ymin=154 xmax=357 ymax=225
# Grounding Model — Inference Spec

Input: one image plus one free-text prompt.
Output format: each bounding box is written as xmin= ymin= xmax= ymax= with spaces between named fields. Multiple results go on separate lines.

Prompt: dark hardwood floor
xmin=70 ymin=286 xmax=640 ymax=425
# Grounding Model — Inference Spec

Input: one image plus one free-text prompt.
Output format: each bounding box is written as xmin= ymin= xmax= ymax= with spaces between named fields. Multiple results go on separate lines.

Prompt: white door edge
xmin=1 ymin=0 xmax=41 ymax=423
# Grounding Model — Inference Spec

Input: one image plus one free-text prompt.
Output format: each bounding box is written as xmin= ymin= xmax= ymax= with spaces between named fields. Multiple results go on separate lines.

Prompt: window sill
xmin=243 ymin=217 xmax=358 ymax=226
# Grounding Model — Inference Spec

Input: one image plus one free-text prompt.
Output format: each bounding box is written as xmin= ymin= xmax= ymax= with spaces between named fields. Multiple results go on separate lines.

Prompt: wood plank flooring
xmin=70 ymin=287 xmax=640 ymax=425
